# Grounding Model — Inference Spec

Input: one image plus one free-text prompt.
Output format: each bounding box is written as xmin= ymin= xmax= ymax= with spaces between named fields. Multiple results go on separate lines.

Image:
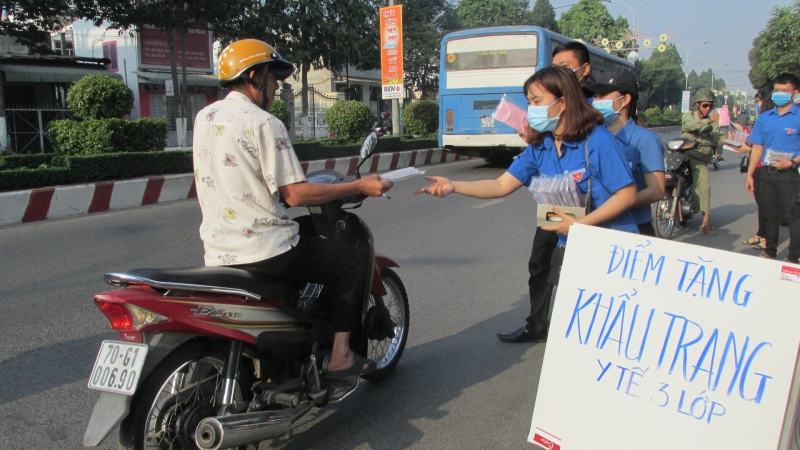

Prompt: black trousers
xmin=234 ymin=235 xmax=368 ymax=332
xmin=638 ymin=222 xmax=656 ymax=237
xmin=754 ymin=166 xmax=800 ymax=259
xmin=525 ymin=228 xmax=559 ymax=333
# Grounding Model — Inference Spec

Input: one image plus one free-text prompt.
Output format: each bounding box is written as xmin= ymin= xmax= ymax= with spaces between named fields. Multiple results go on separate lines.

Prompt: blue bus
xmin=438 ymin=26 xmax=635 ymax=163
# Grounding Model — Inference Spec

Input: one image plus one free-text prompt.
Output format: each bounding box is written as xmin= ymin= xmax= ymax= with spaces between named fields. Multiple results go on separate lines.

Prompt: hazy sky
xmin=550 ymin=0 xmax=796 ymax=93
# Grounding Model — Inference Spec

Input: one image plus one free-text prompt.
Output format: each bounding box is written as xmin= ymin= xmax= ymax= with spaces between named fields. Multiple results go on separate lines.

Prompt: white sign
xmin=681 ymin=90 xmax=691 ymax=113
xmin=382 ymin=84 xmax=403 ymax=100
xmin=529 ymin=225 xmax=800 ymax=450
xmin=165 ymin=79 xmax=175 ymax=97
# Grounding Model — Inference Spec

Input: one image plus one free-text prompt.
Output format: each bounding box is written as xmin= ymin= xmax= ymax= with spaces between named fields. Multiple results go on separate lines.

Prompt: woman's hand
xmin=413 ymin=176 xmax=455 ymax=198
xmin=736 ymin=142 xmax=752 ymax=154
xmin=540 ymin=207 xmax=577 ymax=234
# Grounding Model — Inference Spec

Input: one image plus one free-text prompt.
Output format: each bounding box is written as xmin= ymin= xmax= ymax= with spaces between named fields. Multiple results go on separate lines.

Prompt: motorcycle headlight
xmin=667 ymin=139 xmax=686 ymax=150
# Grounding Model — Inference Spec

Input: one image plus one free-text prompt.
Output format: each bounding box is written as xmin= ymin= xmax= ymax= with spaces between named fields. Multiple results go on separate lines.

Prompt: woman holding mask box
xmin=413 ymin=66 xmax=638 ymax=343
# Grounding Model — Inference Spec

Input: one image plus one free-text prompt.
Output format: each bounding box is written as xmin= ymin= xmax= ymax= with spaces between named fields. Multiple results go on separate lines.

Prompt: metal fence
xmin=6 ymin=108 xmax=74 ymax=154
xmin=293 ymin=88 xmax=338 ymax=141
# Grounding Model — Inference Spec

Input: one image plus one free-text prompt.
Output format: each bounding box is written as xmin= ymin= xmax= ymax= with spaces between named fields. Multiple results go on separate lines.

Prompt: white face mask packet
xmin=765 ymin=148 xmax=794 ymax=166
xmin=380 ymin=166 xmax=426 ymax=182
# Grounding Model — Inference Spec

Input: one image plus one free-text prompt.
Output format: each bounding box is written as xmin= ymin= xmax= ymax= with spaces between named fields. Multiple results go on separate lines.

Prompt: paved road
xmin=0 ymin=140 xmax=776 ymax=449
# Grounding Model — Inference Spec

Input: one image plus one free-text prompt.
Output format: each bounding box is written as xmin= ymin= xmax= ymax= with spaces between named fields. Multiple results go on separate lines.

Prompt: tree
xmin=557 ymin=0 xmax=628 ymax=42
xmin=455 ymin=0 xmax=532 ymax=29
xmin=636 ymin=44 xmax=684 ymax=109
xmin=80 ymin=0 xmax=249 ymax=137
xmin=748 ymin=35 xmax=770 ymax=89
xmin=530 ymin=0 xmax=559 ymax=33
xmin=213 ymin=0 xmax=380 ymax=117
xmin=0 ymin=0 xmax=72 ymax=54
xmin=402 ymin=0 xmax=460 ymax=100
xmin=686 ymin=69 xmax=726 ymax=97
xmin=748 ymin=3 xmax=800 ymax=89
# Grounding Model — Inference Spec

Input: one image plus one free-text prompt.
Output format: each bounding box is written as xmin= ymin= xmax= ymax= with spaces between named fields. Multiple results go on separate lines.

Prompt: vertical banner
xmin=380 ymin=5 xmax=404 ymax=100
xmin=681 ymin=90 xmax=691 ymax=113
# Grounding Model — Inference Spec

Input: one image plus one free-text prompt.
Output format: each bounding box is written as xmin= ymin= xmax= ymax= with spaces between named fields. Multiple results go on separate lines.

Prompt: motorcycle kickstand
xmin=219 ymin=340 xmax=243 ymax=416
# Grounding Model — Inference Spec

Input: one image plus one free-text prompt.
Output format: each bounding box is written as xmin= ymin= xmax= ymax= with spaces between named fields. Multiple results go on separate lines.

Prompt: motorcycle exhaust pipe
xmin=194 ymin=410 xmax=291 ymax=450
xmin=195 ymin=399 xmax=313 ymax=449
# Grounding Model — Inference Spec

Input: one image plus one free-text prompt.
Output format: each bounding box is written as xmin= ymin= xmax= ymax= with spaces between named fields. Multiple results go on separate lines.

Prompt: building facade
xmin=63 ymin=20 xmax=221 ymax=147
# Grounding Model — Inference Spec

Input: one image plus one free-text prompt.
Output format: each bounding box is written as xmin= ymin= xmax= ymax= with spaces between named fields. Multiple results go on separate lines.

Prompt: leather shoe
xmin=497 ymin=326 xmax=547 ymax=343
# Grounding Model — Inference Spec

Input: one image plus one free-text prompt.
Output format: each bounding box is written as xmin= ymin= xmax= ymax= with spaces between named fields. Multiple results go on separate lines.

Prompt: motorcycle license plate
xmin=87 ymin=340 xmax=148 ymax=396
xmin=481 ymin=117 xmax=494 ymax=128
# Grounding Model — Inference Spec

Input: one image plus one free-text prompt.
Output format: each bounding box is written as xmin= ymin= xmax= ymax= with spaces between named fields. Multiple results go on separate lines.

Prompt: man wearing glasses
xmin=680 ymin=88 xmax=720 ymax=235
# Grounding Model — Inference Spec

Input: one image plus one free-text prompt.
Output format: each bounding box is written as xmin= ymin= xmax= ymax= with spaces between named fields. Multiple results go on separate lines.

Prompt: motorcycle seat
xmin=110 ymin=267 xmax=304 ymax=301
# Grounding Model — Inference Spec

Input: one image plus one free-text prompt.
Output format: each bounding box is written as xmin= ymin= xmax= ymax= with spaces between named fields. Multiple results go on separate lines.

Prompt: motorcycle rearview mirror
xmin=698 ymin=124 xmax=713 ymax=135
xmin=355 ymin=131 xmax=379 ymax=178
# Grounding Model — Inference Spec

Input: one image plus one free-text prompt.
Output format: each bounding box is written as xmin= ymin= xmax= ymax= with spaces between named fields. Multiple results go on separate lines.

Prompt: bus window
xmin=445 ymin=34 xmax=538 ymax=71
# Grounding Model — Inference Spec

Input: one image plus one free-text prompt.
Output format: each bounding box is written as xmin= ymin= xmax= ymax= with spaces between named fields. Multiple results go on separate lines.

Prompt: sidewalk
xmin=0 ymin=148 xmax=468 ymax=226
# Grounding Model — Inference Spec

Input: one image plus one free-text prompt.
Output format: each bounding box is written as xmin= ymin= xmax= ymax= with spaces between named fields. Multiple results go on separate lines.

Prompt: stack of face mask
xmin=528 ymin=173 xmax=584 ymax=207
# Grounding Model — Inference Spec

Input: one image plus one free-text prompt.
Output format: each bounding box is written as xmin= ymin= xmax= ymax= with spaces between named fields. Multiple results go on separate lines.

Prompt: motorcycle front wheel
xmin=119 ymin=340 xmax=250 ymax=450
xmin=361 ymin=268 xmax=410 ymax=381
xmin=653 ymin=190 xmax=677 ymax=239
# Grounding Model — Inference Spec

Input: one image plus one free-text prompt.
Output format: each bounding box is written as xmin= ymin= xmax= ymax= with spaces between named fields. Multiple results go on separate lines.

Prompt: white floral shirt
xmin=192 ymin=91 xmax=306 ymax=266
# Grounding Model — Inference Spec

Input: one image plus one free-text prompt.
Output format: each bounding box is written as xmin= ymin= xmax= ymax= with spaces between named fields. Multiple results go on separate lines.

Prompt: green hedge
xmin=66 ymin=74 xmax=134 ymax=120
xmin=0 ymin=151 xmax=191 ymax=192
xmin=48 ymin=117 xmax=168 ymax=155
xmin=402 ymin=100 xmax=439 ymax=135
xmin=0 ymin=153 xmax=55 ymax=170
xmin=323 ymin=101 xmax=374 ymax=143
xmin=1 ymin=137 xmax=439 ymax=192
xmin=292 ymin=136 xmax=437 ymax=160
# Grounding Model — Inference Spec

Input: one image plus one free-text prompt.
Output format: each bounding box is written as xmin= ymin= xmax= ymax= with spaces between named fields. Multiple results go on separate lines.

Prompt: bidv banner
xmin=530 ymin=224 xmax=800 ymax=450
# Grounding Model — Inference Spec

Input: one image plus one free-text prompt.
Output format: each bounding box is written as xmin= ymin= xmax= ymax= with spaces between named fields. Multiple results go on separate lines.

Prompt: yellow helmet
xmin=217 ymin=39 xmax=294 ymax=85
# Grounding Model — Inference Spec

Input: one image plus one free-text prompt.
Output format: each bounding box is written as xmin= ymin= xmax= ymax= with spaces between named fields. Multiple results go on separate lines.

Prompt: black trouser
xmin=638 ymin=222 xmax=656 ymax=237
xmin=754 ymin=166 xmax=800 ymax=259
xmin=525 ymin=228 xmax=559 ymax=333
xmin=234 ymin=236 xmax=368 ymax=332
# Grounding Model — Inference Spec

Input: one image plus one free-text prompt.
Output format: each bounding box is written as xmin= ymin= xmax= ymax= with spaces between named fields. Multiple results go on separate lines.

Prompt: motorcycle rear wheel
xmin=361 ymin=268 xmax=410 ymax=381
xmin=653 ymin=191 xmax=676 ymax=239
xmin=119 ymin=341 xmax=250 ymax=450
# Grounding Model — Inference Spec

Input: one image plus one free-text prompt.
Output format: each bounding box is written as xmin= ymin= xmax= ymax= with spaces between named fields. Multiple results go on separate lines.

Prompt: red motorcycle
xmin=83 ymin=131 xmax=410 ymax=450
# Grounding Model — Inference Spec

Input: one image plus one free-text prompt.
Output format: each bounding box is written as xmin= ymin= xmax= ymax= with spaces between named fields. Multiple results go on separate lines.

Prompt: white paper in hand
xmin=380 ymin=167 xmax=426 ymax=182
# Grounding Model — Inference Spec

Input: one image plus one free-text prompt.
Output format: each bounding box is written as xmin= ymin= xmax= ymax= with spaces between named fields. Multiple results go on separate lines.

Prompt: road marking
xmin=472 ymin=199 xmax=506 ymax=209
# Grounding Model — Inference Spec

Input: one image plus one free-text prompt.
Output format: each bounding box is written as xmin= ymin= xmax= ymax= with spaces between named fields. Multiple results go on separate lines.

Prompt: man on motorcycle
xmin=680 ymin=88 xmax=720 ymax=235
xmin=193 ymin=39 xmax=393 ymax=379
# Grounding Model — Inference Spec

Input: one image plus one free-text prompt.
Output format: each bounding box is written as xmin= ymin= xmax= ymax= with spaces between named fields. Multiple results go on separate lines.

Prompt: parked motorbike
xmin=83 ymin=131 xmax=410 ymax=450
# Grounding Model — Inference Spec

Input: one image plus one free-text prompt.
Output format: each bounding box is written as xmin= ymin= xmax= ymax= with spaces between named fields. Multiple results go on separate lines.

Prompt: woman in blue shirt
xmin=414 ymin=66 xmax=638 ymax=241
xmin=585 ymin=69 xmax=666 ymax=236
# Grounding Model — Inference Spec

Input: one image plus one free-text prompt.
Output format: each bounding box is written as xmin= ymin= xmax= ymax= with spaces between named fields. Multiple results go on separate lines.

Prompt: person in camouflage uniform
xmin=680 ymin=88 xmax=720 ymax=235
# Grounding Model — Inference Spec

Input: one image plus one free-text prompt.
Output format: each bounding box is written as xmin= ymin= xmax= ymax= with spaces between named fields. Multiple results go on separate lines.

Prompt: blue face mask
xmin=527 ymin=98 xmax=563 ymax=133
xmin=593 ymin=96 xmax=625 ymax=124
xmin=772 ymin=91 xmax=793 ymax=107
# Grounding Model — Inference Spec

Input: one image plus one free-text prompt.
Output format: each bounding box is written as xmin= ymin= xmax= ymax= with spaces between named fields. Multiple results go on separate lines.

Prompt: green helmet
xmin=692 ymin=89 xmax=715 ymax=103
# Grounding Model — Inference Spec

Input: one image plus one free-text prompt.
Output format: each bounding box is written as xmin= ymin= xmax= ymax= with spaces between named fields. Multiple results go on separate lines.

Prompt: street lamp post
xmin=699 ymin=62 xmax=730 ymax=91
xmin=675 ymin=41 xmax=710 ymax=90
xmin=601 ymin=0 xmax=653 ymax=39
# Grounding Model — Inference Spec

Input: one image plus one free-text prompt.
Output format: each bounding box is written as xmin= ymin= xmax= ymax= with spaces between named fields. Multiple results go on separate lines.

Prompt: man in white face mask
xmin=746 ymin=72 xmax=800 ymax=264
xmin=552 ymin=41 xmax=592 ymax=88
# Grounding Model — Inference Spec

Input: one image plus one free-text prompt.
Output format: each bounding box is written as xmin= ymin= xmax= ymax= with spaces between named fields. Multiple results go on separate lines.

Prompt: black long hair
xmin=522 ymin=66 xmax=604 ymax=144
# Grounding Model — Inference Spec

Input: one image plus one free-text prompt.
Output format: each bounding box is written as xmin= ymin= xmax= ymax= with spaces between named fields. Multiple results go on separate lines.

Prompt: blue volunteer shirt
xmin=748 ymin=104 xmax=800 ymax=165
xmin=613 ymin=120 xmax=666 ymax=224
xmin=508 ymin=126 xmax=639 ymax=245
